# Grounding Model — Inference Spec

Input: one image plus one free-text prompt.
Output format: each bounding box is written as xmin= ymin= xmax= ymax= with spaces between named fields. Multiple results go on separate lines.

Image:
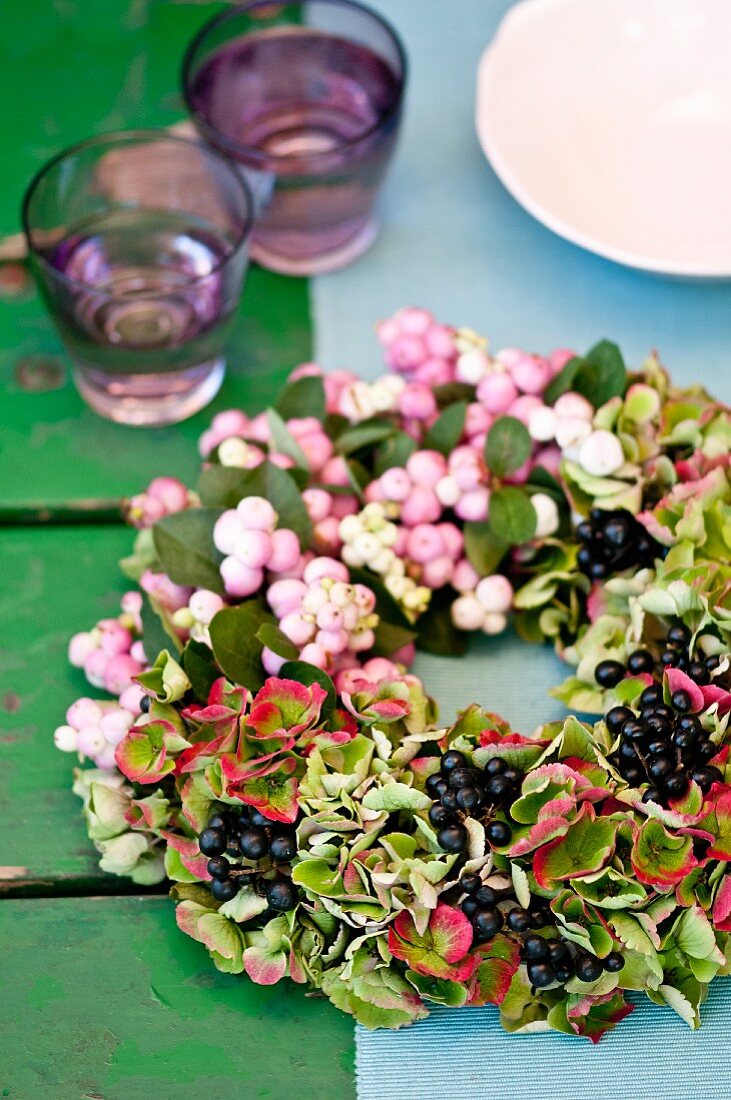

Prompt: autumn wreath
xmin=55 ymin=308 xmax=731 ymax=1041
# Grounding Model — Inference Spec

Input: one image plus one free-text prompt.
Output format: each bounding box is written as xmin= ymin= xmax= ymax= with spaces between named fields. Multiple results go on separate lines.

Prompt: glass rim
xmin=181 ymin=0 xmax=407 ymax=167
xmin=21 ymin=127 xmax=255 ymax=298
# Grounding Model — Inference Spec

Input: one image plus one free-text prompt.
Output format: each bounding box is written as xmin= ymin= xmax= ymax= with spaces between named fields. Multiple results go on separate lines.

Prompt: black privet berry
xmin=691 ymin=767 xmax=724 ymax=793
xmin=239 ymin=827 xmax=269 ymax=861
xmin=473 ymin=908 xmax=503 ymax=941
xmin=506 ymin=907 xmax=531 ymax=933
xmin=139 ymin=694 xmax=151 ymax=713
xmin=269 ymin=833 xmax=297 ymax=862
xmin=595 ymin=660 xmax=626 ymax=688
xmin=619 ymin=740 xmax=639 ymax=761
xmin=461 ymin=897 xmax=480 ymax=919
xmin=546 ymin=938 xmax=568 ymax=963
xmin=664 ymin=773 xmax=690 ymax=799
xmin=621 ymin=719 xmax=647 ymax=742
xmin=677 ymin=714 xmax=702 ymax=734
xmin=646 ymin=739 xmax=669 ymax=757
xmin=575 ymin=954 xmax=604 ymax=983
xmin=523 ymin=935 xmax=549 ymax=961
xmin=441 ymin=750 xmax=467 ymax=773
xmin=485 ymin=775 xmax=513 ymax=802
xmin=226 ymin=838 xmax=243 ymax=858
xmin=554 ymin=962 xmax=575 ymax=984
xmin=642 ymin=786 xmax=662 ymax=804
xmin=437 ymin=823 xmax=468 ymax=853
xmin=672 ymin=728 xmax=697 ymax=752
xmin=456 ymin=786 xmax=482 ymax=813
xmin=671 ymin=690 xmax=692 ymax=713
xmin=667 ymin=623 xmax=691 ymax=646
xmin=425 ymin=772 xmax=446 ymax=798
xmin=485 ymin=820 xmax=512 ymax=847
xmin=627 ymin=649 xmax=655 ymax=675
xmin=441 ymin=790 xmax=460 ymax=812
xmin=501 ymin=766 xmax=522 ymax=786
xmin=266 ymin=878 xmax=299 ymax=912
xmin=249 ymin=809 xmax=272 ymax=827
xmin=606 ymin=706 xmax=634 ymax=734
xmin=484 ymin=757 xmax=507 ymax=776
xmin=527 ymin=961 xmax=555 ymax=988
xmin=647 ymin=757 xmax=673 ymax=782
xmin=429 ymin=803 xmax=456 ymax=828
xmin=696 ymin=740 xmax=718 ymax=762
xmin=640 ymin=684 xmax=664 ymax=708
xmin=199 ymin=826 xmax=227 ymax=856
xmin=206 ymin=813 xmax=227 ymax=830
xmin=688 ymin=661 xmax=709 ymax=685
xmin=211 ymin=877 xmax=239 ymax=902
xmin=460 ymin=873 xmax=481 ymax=894
xmin=604 ymin=952 xmax=625 ymax=972
xmin=474 ymin=885 xmax=497 ymax=908
xmin=207 ymin=856 xmax=231 ymax=880
xmin=621 ymin=765 xmax=644 ymax=786
xmin=449 ymin=767 xmax=478 ymax=790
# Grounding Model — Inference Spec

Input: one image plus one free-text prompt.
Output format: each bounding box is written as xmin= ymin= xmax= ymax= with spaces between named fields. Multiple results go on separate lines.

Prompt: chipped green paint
xmin=0 ymin=896 xmax=355 ymax=1099
xmin=0 ymin=525 xmax=138 ymax=888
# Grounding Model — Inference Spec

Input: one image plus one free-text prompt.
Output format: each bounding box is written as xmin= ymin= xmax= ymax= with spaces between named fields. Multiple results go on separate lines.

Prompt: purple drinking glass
xmin=182 ymin=0 xmax=406 ymax=275
xmin=22 ymin=130 xmax=254 ymax=426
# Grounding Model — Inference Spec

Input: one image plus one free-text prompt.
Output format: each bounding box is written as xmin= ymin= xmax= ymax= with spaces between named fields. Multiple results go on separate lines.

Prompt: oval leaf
xmin=488 ymin=487 xmax=537 ymax=545
xmin=485 ymin=415 xmax=532 ymax=477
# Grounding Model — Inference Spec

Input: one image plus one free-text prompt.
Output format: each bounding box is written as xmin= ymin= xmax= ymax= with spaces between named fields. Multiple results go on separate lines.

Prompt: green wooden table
xmin=0 ymin=3 xmax=355 ymax=1095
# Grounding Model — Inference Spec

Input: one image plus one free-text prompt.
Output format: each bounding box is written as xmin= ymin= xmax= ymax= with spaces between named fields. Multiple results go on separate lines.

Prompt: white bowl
xmin=476 ymin=0 xmax=731 ymax=277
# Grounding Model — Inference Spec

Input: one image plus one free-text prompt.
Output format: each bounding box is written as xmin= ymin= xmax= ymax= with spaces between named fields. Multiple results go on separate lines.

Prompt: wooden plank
xmin=0 ymin=525 xmax=143 ymax=889
xmin=0 ymin=0 xmax=312 ymax=503
xmin=0 ymin=894 xmax=355 ymax=1099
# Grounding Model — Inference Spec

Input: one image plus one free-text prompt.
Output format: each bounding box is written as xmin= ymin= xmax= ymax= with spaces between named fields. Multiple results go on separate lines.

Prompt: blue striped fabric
xmin=310 ymin=1 xmax=731 ymax=1096
xmin=355 ymin=987 xmax=731 ymax=1100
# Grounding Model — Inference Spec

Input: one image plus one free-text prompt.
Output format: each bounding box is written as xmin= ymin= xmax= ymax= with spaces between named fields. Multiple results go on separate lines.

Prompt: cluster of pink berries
xmin=53 ymin=691 xmax=144 ymax=769
xmin=303 ymin=485 xmax=359 ymax=555
xmin=375 ymin=306 xmax=458 ymax=387
xmin=68 ymin=594 xmax=146 ymax=696
xmin=264 ymin=557 xmax=379 ymax=674
xmin=198 ymin=407 xmax=334 ymax=477
xmin=126 ymin=476 xmax=193 ymax=529
xmin=213 ymin=496 xmax=302 ymax=598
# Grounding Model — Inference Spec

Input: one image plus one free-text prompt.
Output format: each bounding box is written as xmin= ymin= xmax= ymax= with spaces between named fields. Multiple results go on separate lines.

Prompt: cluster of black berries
xmin=521 ymin=932 xmax=623 ymax=989
xmin=458 ymin=873 xmax=624 ymax=989
xmin=199 ymin=806 xmax=299 ymax=912
xmin=606 ymin=682 xmax=722 ymax=806
xmin=594 ymin=623 xmax=726 ymax=692
xmin=426 ymin=750 xmax=520 ymax=854
xmin=576 ymin=508 xmax=665 ymax=581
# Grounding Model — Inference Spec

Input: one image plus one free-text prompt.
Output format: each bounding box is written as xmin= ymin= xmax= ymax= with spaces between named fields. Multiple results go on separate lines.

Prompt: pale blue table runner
xmin=310 ymin=2 xmax=731 ymax=1095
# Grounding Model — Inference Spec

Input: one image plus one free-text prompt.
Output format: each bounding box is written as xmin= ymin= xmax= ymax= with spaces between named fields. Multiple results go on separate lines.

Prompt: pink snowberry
xmin=476 ymin=373 xmax=518 ymax=414
xmin=406 ymin=450 xmax=447 ymax=488
xmin=237 ymin=496 xmax=277 ymax=532
xmin=399 ymin=384 xmax=437 ymax=421
xmin=220 ymin=558 xmax=264 ymax=598
xmin=400 ymin=485 xmax=442 ymax=526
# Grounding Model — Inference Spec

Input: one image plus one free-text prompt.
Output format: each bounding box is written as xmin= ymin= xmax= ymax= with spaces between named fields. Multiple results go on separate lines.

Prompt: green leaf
xmin=197 ymin=466 xmax=254 ymax=509
xmin=336 ymin=420 xmax=396 ymax=455
xmin=415 ymin=587 xmax=468 ymax=656
xmin=485 ymin=416 xmax=532 ymax=477
xmin=266 ymin=408 xmax=309 ymax=469
xmin=424 ymin=401 xmax=467 ymax=455
xmin=209 ymin=602 xmax=270 ymax=692
xmin=544 ymin=356 xmax=582 ymax=404
xmin=488 ymin=487 xmax=537 ymax=545
xmin=373 ymin=432 xmax=417 ymax=476
xmin=432 ymin=381 xmax=475 ymax=407
xmin=362 ymin=782 xmax=430 ymax=812
xmin=182 ymin=639 xmax=221 ymax=704
xmin=152 ymin=508 xmax=224 ymax=593
xmin=291 ymin=859 xmax=345 ymax=898
xmin=371 ymin=620 xmax=417 ymax=658
xmin=136 ymin=650 xmax=191 ymax=703
xmin=523 ymin=465 xmax=567 ymax=504
xmin=278 ymin=661 xmax=337 ymax=716
xmin=275 ymin=374 xmax=326 ymax=421
xmin=573 ymin=340 xmax=627 ymax=407
xmin=255 ymin=623 xmax=299 ymax=661
xmin=463 ymin=521 xmax=508 ymax=575
xmin=140 ymin=592 xmax=181 ymax=662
